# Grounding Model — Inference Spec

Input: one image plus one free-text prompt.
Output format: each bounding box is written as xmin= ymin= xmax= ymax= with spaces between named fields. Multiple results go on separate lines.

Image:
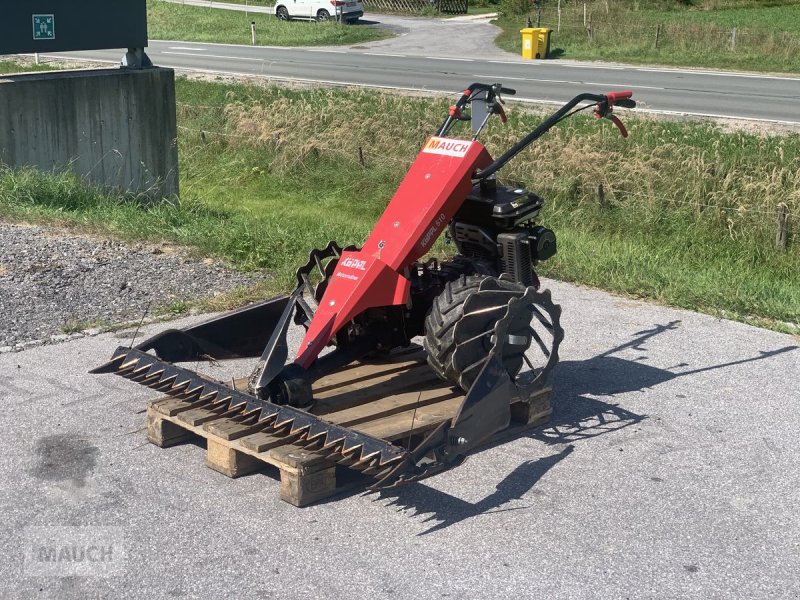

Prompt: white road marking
xmin=162 ymin=51 xmax=264 ymax=61
xmin=472 ymin=74 xmax=571 ymax=84
xmin=509 ymin=95 xmax=800 ymax=126
xmin=364 ymin=52 xmax=406 ymax=57
xmin=168 ymin=46 xmax=207 ymax=51
xmin=473 ymin=73 xmax=663 ymax=90
xmin=634 ymin=66 xmax=800 ymax=81
xmin=155 ymin=38 xmax=303 ymax=51
xmin=582 ymin=82 xmax=665 ymax=90
xmin=305 ymin=49 xmax=347 ymax=53
xmin=425 ymin=56 xmax=474 ymax=61
xmin=487 ymin=59 xmax=625 ymax=70
xmin=485 ymin=57 xmax=800 ymax=80
xmin=560 ymin=64 xmax=626 ymax=70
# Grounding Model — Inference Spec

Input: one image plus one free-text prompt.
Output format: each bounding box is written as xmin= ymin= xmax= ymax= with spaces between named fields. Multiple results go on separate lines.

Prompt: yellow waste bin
xmin=520 ymin=27 xmax=552 ymax=60
xmin=520 ymin=27 xmax=536 ymax=60
xmin=537 ymin=27 xmax=552 ymax=59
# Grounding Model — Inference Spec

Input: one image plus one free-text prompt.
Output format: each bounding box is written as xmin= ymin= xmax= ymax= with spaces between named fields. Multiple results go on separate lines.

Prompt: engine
xmin=446 ymin=177 xmax=557 ymax=287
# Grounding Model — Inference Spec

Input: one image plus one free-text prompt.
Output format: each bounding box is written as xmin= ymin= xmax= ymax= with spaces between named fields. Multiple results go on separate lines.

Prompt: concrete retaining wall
xmin=0 ymin=67 xmax=179 ymax=199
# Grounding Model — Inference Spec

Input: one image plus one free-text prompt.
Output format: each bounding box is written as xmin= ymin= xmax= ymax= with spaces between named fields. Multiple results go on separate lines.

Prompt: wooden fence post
xmin=776 ymin=203 xmax=790 ymax=250
xmin=730 ymin=27 xmax=737 ymax=50
xmin=596 ymin=183 xmax=607 ymax=208
xmin=557 ymin=0 xmax=562 ymax=33
xmin=358 ymin=146 xmax=366 ymax=167
xmin=655 ymin=23 xmax=662 ymax=49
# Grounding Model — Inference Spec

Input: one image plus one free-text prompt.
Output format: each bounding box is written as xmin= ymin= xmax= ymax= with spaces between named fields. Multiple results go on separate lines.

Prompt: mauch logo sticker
xmin=422 ymin=137 xmax=472 ymax=158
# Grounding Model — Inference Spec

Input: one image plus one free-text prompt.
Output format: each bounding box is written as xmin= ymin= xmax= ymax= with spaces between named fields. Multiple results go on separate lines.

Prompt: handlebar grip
xmin=501 ymin=86 xmax=517 ymax=96
xmin=606 ymin=90 xmax=633 ymax=104
xmin=615 ymin=98 xmax=636 ymax=109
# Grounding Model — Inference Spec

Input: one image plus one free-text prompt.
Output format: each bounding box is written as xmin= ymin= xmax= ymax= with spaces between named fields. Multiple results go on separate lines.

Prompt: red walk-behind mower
xmin=94 ymin=83 xmax=635 ymax=488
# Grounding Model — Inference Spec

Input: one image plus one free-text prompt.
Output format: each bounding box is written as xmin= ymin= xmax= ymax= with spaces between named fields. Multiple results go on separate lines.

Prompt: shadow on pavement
xmin=373 ymin=320 xmax=797 ymax=532
xmin=539 ymin=322 xmax=796 ymax=444
xmin=370 ymin=445 xmax=574 ymax=535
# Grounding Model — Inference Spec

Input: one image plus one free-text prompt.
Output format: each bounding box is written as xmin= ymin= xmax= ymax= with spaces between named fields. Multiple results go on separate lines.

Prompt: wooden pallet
xmin=146 ymin=347 xmax=552 ymax=507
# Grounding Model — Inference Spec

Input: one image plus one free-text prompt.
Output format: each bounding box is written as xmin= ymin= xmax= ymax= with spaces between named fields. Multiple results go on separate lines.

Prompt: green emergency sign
xmin=33 ymin=15 xmax=56 ymax=41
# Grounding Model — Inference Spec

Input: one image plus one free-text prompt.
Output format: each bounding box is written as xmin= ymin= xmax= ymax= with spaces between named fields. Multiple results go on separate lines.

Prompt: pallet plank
xmin=177 ymin=407 xmax=225 ymax=427
xmin=313 ymin=349 xmax=426 ymax=390
xmin=238 ymin=431 xmax=300 ymax=453
xmin=323 ymin=385 xmax=461 ymax=428
xmin=149 ymin=397 xmax=194 ymax=417
xmin=204 ymin=417 xmax=263 ymax=441
xmin=269 ymin=446 xmax=329 ymax=473
xmin=313 ymin=366 xmax=441 ymax=413
xmin=353 ymin=395 xmax=466 ymax=441
xmin=313 ymin=357 xmax=427 ymax=397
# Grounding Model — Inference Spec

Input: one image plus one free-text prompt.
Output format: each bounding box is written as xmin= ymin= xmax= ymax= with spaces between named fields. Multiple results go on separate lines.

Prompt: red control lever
xmin=607 ymin=114 xmax=628 ymax=138
xmin=594 ymin=90 xmax=633 ymax=137
xmin=495 ymin=102 xmax=507 ymax=124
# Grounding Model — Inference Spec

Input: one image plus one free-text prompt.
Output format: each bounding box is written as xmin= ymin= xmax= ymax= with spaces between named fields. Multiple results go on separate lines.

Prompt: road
xmin=44 ymin=17 xmax=800 ymax=125
xmin=1 ymin=279 xmax=799 ymax=598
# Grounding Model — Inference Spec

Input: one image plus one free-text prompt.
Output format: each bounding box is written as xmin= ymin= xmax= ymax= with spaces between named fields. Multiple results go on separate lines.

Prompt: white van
xmin=275 ymin=0 xmax=364 ymax=22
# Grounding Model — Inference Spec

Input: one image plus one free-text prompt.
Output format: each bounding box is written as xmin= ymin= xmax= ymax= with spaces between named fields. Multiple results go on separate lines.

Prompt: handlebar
xmin=434 ymin=84 xmax=635 ymax=178
xmin=475 ymin=90 xmax=635 ymax=180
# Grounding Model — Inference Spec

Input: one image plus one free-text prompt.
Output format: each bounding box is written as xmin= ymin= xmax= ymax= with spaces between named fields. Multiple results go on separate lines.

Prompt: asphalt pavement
xmin=41 ymin=13 xmax=800 ymax=125
xmin=1 ymin=278 xmax=798 ymax=599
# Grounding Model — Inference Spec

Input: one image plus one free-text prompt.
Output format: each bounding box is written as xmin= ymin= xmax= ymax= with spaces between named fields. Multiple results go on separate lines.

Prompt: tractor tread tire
xmin=423 ymin=275 xmax=486 ymax=383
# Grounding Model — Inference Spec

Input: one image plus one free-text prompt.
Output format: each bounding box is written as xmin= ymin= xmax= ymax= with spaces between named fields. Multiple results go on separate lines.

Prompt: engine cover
xmin=455 ymin=181 xmax=545 ymax=229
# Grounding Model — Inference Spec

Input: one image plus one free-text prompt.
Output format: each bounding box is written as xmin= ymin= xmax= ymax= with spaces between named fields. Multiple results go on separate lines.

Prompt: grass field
xmin=0 ymin=75 xmax=797 ymax=329
xmin=495 ymin=0 xmax=800 ymax=72
xmin=0 ymin=61 xmax=54 ymax=75
xmin=147 ymin=0 xmax=389 ymax=45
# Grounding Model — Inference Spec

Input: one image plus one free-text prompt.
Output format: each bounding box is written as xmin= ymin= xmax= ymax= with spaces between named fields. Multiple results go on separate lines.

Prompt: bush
xmin=500 ymin=0 xmax=532 ymax=17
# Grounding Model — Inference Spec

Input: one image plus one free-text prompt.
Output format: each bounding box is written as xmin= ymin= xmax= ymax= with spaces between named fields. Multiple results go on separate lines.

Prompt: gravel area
xmin=0 ymin=222 xmax=256 ymax=350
